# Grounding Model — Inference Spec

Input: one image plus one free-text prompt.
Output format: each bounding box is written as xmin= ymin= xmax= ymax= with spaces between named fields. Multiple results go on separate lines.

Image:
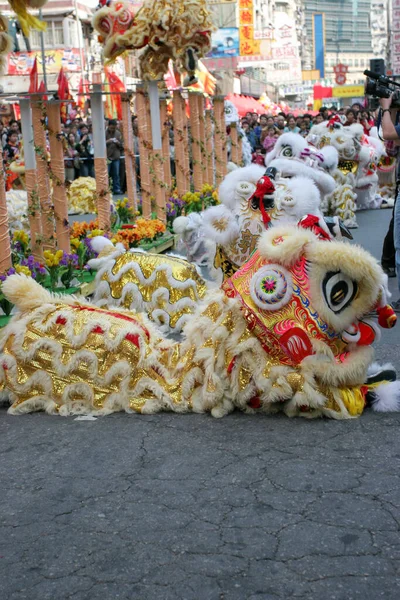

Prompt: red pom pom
xmin=377 ymin=305 xmax=397 ymax=329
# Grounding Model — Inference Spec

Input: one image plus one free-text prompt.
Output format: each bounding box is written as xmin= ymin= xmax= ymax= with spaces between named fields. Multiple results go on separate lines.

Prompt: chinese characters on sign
xmin=239 ymin=0 xmax=261 ymax=56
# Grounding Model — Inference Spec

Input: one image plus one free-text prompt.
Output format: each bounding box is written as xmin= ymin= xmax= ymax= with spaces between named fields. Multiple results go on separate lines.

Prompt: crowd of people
xmin=0 ymin=116 xmax=132 ymax=194
xmin=246 ymin=103 xmax=376 ymax=164
xmin=0 ymin=101 xmax=378 ymax=193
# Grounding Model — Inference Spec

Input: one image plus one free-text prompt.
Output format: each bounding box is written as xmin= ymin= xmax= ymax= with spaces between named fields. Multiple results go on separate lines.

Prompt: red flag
xmin=57 ymin=68 xmax=70 ymax=100
xmin=28 ymin=57 xmax=38 ymax=93
xmin=77 ymin=76 xmax=89 ymax=112
xmin=104 ymin=68 xmax=125 ymax=120
xmin=57 ymin=68 xmax=73 ymax=122
xmin=38 ymin=80 xmax=47 ymax=101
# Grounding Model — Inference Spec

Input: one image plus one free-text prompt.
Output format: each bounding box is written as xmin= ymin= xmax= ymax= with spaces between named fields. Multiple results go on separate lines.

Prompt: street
xmin=1 ymin=209 xmax=400 ymax=600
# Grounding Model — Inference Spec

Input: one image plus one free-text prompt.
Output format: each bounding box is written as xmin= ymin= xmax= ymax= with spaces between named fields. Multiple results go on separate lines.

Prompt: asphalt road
xmin=1 ymin=209 xmax=400 ymax=600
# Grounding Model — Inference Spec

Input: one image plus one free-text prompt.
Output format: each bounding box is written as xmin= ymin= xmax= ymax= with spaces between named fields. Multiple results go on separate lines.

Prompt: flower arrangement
xmin=115 ymin=198 xmax=138 ymax=225
xmin=165 ymin=184 xmax=219 ymax=230
xmin=112 ymin=218 xmax=166 ymax=249
xmin=67 ymin=177 xmax=98 ymax=215
xmin=6 ymin=190 xmax=29 ymax=234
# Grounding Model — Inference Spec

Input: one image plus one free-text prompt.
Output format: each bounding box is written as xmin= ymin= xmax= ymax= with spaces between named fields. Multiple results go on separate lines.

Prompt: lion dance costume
xmin=1 ymin=226 xmax=399 ymax=419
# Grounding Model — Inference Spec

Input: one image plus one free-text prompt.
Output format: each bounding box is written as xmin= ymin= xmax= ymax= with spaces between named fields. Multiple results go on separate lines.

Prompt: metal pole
xmin=39 ymin=9 xmax=47 ymax=91
xmin=73 ymin=0 xmax=85 ymax=83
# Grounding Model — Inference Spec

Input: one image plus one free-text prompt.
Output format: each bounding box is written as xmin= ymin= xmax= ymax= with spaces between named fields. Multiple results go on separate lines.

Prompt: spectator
xmin=344 ymin=109 xmax=358 ymax=126
xmin=284 ymin=116 xmax=300 ymax=134
xmin=320 ymin=106 xmax=329 ymax=121
xmin=252 ymin=113 xmax=262 ymax=137
xmin=3 ymin=131 xmax=20 ymax=163
xmin=241 ymin=119 xmax=258 ymax=152
xmin=259 ymin=115 xmax=269 ymax=145
xmin=8 ymin=119 xmax=22 ymax=140
xmin=276 ymin=115 xmax=286 ymax=130
xmin=299 ymin=120 xmax=309 ymax=138
xmin=252 ymin=144 xmax=266 ymax=166
xmin=360 ymin=109 xmax=374 ymax=135
xmin=313 ymin=113 xmax=324 ymax=125
xmin=263 ymin=126 xmax=278 ymax=153
xmin=76 ymin=124 xmax=94 ymax=178
xmin=0 ymin=121 xmax=7 ymax=148
xmin=106 ymin=118 xmax=123 ymax=195
xmin=64 ymin=132 xmax=79 ymax=182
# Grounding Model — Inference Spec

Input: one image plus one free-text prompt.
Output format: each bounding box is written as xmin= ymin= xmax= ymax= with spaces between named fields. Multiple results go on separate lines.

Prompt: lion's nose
xmin=263 ymin=195 xmax=274 ymax=209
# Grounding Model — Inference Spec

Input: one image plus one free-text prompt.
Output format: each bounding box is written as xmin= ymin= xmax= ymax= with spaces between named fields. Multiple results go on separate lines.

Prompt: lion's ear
xmin=257 ymin=226 xmax=315 ymax=267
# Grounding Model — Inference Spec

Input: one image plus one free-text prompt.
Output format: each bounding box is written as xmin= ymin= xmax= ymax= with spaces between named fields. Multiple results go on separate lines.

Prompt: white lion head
xmin=265 ymin=132 xmax=338 ymax=197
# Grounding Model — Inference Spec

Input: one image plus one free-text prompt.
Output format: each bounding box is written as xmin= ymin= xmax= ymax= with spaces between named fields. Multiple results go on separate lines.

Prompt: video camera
xmin=364 ymin=69 xmax=400 ymax=110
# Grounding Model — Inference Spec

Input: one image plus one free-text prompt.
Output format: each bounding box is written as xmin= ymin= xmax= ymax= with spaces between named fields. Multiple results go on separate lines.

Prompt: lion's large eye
xmin=281 ymin=145 xmax=293 ymax=157
xmin=323 ymin=271 xmax=358 ymax=313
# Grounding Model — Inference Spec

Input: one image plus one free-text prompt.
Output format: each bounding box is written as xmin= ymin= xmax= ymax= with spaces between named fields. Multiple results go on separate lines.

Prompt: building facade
xmin=304 ymin=0 xmax=374 ymax=84
xmin=0 ymin=0 xmax=93 ymax=94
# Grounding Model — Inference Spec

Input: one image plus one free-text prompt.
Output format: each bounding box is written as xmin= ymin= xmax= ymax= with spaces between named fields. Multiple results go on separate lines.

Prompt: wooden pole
xmin=47 ymin=101 xmax=70 ymax=253
xmin=172 ymin=90 xmax=186 ymax=196
xmin=136 ymin=86 xmax=152 ymax=218
xmin=121 ymin=93 xmax=137 ymax=211
xmin=213 ymin=96 xmax=227 ymax=187
xmin=0 ymin=161 xmax=12 ymax=273
xmin=230 ymin=123 xmax=239 ymax=166
xmin=160 ymin=98 xmax=172 ymax=190
xmin=188 ymin=91 xmax=203 ymax=192
xmin=91 ymin=83 xmax=111 ymax=231
xmin=20 ymin=98 xmax=42 ymax=259
xmin=205 ymin=109 xmax=214 ymax=187
xmin=31 ymin=94 xmax=55 ymax=251
xmin=197 ymin=93 xmax=207 ymax=187
xmin=173 ymin=90 xmax=190 ymax=196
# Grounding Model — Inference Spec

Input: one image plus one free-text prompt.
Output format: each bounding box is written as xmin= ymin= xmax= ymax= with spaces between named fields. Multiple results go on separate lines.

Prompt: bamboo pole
xmin=197 ymin=93 xmax=207 ymax=187
xmin=31 ymin=94 xmax=55 ymax=250
xmin=188 ymin=91 xmax=203 ymax=192
xmin=121 ymin=93 xmax=137 ymax=211
xmin=136 ymin=86 xmax=152 ymax=218
xmin=20 ymin=98 xmax=42 ymax=259
xmin=91 ymin=83 xmax=111 ymax=230
xmin=160 ymin=98 xmax=172 ymax=190
xmin=172 ymin=90 xmax=186 ymax=196
xmin=230 ymin=123 xmax=239 ymax=166
xmin=0 ymin=162 xmax=12 ymax=273
xmin=213 ymin=96 xmax=227 ymax=187
xmin=47 ymin=101 xmax=70 ymax=253
xmin=205 ymin=109 xmax=214 ymax=187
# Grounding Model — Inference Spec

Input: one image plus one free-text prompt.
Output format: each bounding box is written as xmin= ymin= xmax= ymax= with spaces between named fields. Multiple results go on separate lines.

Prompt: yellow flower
xmin=70 ymin=238 xmax=81 ymax=251
xmin=202 ymin=184 xmax=214 ymax=195
xmin=212 ymin=191 xmax=219 ymax=201
xmin=87 ymin=229 xmax=104 ymax=238
xmin=13 ymin=230 xmax=29 ymax=246
xmin=43 ymin=249 xmax=64 ymax=267
xmin=15 ymin=265 xmax=31 ymax=277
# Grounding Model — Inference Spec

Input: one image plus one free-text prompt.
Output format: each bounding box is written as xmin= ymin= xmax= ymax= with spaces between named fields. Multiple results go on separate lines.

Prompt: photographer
xmin=379 ymin=95 xmax=400 ymax=310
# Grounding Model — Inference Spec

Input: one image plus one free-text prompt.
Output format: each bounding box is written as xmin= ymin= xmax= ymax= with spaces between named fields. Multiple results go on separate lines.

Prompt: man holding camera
xmin=379 ymin=95 xmax=400 ymax=310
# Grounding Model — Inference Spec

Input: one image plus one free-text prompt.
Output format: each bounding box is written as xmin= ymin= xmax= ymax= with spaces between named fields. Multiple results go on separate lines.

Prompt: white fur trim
xmin=89 ymin=236 xmax=114 ymax=254
xmin=371 ymin=380 xmax=400 ymax=412
xmin=218 ymin=164 xmax=265 ymax=210
xmin=202 ymin=205 xmax=239 ymax=245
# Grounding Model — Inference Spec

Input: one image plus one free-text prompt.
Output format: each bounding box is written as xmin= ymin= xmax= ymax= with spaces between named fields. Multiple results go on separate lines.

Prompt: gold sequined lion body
xmin=1 ymin=226 xmax=399 ymax=420
xmin=92 ymin=0 xmax=213 ymax=80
